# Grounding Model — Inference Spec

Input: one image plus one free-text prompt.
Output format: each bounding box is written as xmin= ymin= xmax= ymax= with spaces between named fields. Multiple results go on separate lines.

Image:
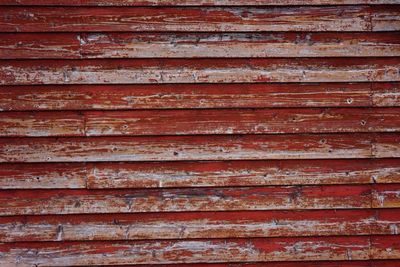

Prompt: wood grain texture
xmin=84 ymin=108 xmax=400 ymax=136
xmin=371 ymin=235 xmax=400 ymax=259
xmin=0 ymin=83 xmax=377 ymax=111
xmin=0 ymin=237 xmax=372 ymax=266
xmin=0 ymin=134 xmax=380 ymax=163
xmin=0 ymin=163 xmax=87 ymax=189
xmin=2 ymin=33 xmax=400 ymax=59
xmin=1 ymin=58 xmax=399 ymax=85
xmin=2 ymin=159 xmax=399 ymax=189
xmin=0 ymin=185 xmax=372 ymax=215
xmin=1 ymin=108 xmax=399 ymax=137
xmin=1 ymin=209 xmax=397 ymax=242
xmin=372 ymin=184 xmax=400 ymax=208
xmin=372 ymin=82 xmax=400 ymax=107
xmin=1 ymin=0 xmax=399 ymax=6
xmin=0 ymin=6 xmax=376 ymax=32
xmin=0 ymin=111 xmax=84 ymax=137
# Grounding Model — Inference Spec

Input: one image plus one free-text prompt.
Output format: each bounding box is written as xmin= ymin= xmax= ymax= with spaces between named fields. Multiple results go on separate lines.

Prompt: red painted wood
xmin=1 ymin=58 xmax=399 ymax=85
xmin=0 ymin=134 xmax=379 ymax=162
xmin=0 ymin=237 xmax=372 ymax=265
xmin=1 ymin=0 xmax=398 ymax=5
xmin=0 ymin=83 xmax=376 ymax=111
xmin=2 ymin=159 xmax=399 ymax=189
xmin=1 ymin=209 xmax=395 ymax=242
xmin=1 ymin=1 xmax=399 ymax=265
xmin=2 ymin=32 xmax=400 ymax=59
xmin=0 ymin=185 xmax=372 ymax=215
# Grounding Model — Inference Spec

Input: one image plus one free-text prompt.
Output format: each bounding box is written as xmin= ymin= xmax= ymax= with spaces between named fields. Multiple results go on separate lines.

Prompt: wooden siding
xmin=0 ymin=1 xmax=399 ymax=266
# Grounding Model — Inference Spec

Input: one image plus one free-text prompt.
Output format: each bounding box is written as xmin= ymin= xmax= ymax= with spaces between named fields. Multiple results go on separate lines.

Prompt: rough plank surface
xmin=1 ymin=58 xmax=399 ymax=85
xmin=2 ymin=33 xmax=400 ymax=59
xmin=2 ymin=159 xmax=399 ymax=189
xmin=1 ymin=108 xmax=399 ymax=137
xmin=1 ymin=1 xmax=399 ymax=266
xmin=0 ymin=185 xmax=373 ymax=215
xmin=0 ymin=6 xmax=375 ymax=32
xmin=0 ymin=134 xmax=381 ymax=162
xmin=1 ymin=0 xmax=399 ymax=6
xmin=0 ymin=237 xmax=373 ymax=266
xmin=0 ymin=83 xmax=378 ymax=111
xmin=2 ymin=209 xmax=398 ymax=242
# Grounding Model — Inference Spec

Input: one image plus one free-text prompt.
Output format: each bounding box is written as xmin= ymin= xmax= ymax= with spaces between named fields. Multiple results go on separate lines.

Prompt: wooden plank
xmin=0 ymin=134 xmax=375 ymax=163
xmin=371 ymin=235 xmax=400 ymax=259
xmin=84 ymin=108 xmax=400 ymax=136
xmin=372 ymin=184 xmax=400 ymax=208
xmin=0 ymin=111 xmax=85 ymax=137
xmin=0 ymin=210 xmax=379 ymax=242
xmin=371 ymin=5 xmax=400 ymax=31
xmin=87 ymin=159 xmax=400 ymax=189
xmin=372 ymin=82 xmax=400 ymax=107
xmin=0 ymin=237 xmax=371 ymax=266
xmin=0 ymin=33 xmax=80 ymax=60
xmin=373 ymin=133 xmax=400 ymax=158
xmin=1 ymin=0 xmax=399 ymax=6
xmin=0 ymin=163 xmax=87 ymax=189
xmin=2 ymin=159 xmax=399 ymax=189
xmin=2 ymin=33 xmax=400 ymax=59
xmin=3 ymin=108 xmax=398 ymax=137
xmin=0 ymin=185 xmax=372 ymax=215
xmin=374 ymin=209 xmax=400 ymax=235
xmin=1 ymin=58 xmax=399 ymax=85
xmin=0 ymin=6 xmax=375 ymax=32
xmin=0 ymin=83 xmax=375 ymax=111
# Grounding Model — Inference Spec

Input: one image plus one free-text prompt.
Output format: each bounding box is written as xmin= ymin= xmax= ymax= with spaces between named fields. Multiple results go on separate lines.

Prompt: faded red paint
xmin=0 ymin=1 xmax=399 ymax=266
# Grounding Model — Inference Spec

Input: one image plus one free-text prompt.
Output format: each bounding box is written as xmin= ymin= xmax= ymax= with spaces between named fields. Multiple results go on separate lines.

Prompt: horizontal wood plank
xmin=83 ymin=108 xmax=400 ymax=136
xmin=0 ymin=6 xmax=376 ymax=32
xmin=0 ymin=163 xmax=87 ymax=189
xmin=371 ymin=235 xmax=400 ymax=259
xmin=0 ymin=134 xmax=383 ymax=162
xmin=1 ymin=58 xmax=399 ymax=85
xmin=0 ymin=237 xmax=372 ymax=266
xmin=87 ymin=159 xmax=400 ymax=188
xmin=1 ymin=209 xmax=399 ymax=242
xmin=372 ymin=82 xmax=400 ymax=107
xmin=2 ymin=33 xmax=400 ymax=59
xmin=1 ymin=0 xmax=399 ymax=6
xmin=372 ymin=184 xmax=400 ymax=208
xmin=2 ymin=108 xmax=399 ymax=137
xmin=0 ymin=185 xmax=372 ymax=215
xmin=2 ymin=159 xmax=399 ymax=189
xmin=0 ymin=111 xmax=84 ymax=137
xmin=0 ymin=83 xmax=378 ymax=111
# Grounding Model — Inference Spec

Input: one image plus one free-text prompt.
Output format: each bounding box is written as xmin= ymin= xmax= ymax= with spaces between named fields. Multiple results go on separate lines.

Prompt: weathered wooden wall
xmin=0 ymin=0 xmax=399 ymax=266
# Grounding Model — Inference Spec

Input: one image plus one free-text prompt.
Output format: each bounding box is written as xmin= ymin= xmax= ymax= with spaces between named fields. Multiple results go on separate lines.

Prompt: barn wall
xmin=0 ymin=0 xmax=400 ymax=266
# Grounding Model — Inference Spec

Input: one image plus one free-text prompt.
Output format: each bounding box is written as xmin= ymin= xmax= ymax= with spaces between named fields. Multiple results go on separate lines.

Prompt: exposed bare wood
xmin=372 ymin=184 xmax=400 ymax=208
xmin=1 ymin=108 xmax=399 ymax=137
xmin=1 ymin=0 xmax=399 ymax=6
xmin=371 ymin=235 xmax=400 ymax=259
xmin=2 ymin=33 xmax=400 ymax=59
xmin=0 ymin=237 xmax=372 ymax=266
xmin=1 ymin=58 xmax=399 ymax=85
xmin=2 ymin=159 xmax=399 ymax=189
xmin=372 ymin=83 xmax=400 ymax=107
xmin=0 ymin=83 xmax=375 ymax=111
xmin=0 ymin=163 xmax=87 ymax=189
xmin=0 ymin=111 xmax=84 ymax=137
xmin=0 ymin=6 xmax=376 ymax=32
xmin=0 ymin=185 xmax=372 ymax=215
xmin=0 ymin=209 xmax=392 ymax=242
xmin=84 ymin=108 xmax=400 ymax=136
xmin=0 ymin=134 xmax=377 ymax=162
